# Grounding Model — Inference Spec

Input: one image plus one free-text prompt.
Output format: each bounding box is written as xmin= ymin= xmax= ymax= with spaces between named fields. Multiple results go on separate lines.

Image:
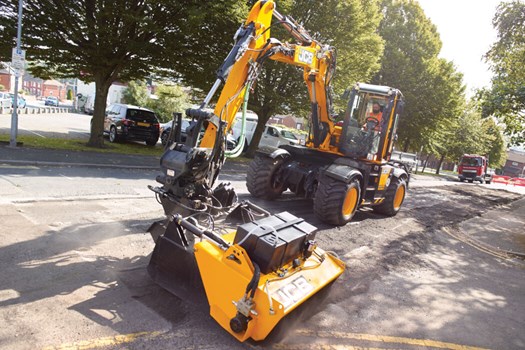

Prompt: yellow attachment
xmin=193 ymin=233 xmax=345 ymax=342
xmin=378 ymin=165 xmax=393 ymax=191
xmin=393 ymin=182 xmax=406 ymax=210
xmin=342 ymin=186 xmax=359 ymax=216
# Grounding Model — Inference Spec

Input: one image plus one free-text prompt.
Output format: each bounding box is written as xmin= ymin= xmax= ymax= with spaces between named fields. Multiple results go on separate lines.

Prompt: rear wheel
xmin=246 ymin=154 xmax=286 ymax=200
xmin=109 ymin=126 xmax=118 ymax=143
xmin=373 ymin=177 xmax=406 ymax=216
xmin=314 ymin=175 xmax=361 ymax=226
xmin=146 ymin=137 xmax=158 ymax=146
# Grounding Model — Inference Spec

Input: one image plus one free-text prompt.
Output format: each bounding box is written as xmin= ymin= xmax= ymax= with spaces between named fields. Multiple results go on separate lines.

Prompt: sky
xmin=417 ymin=0 xmax=502 ymax=96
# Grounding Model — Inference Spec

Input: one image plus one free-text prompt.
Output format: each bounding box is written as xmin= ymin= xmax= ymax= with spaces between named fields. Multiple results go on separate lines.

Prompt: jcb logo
xmin=297 ymin=48 xmax=314 ymax=65
xmin=273 ymin=276 xmax=314 ymax=309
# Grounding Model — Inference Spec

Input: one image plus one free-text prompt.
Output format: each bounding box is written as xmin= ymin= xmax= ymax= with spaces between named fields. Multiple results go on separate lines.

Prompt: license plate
xmin=137 ymin=122 xmax=150 ymax=127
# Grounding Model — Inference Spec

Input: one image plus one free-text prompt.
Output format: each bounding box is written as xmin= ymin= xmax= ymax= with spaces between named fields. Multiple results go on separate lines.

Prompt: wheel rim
xmin=393 ymin=184 xmax=405 ymax=209
xmin=110 ymin=128 xmax=116 ymax=142
xmin=342 ymin=186 xmax=358 ymax=216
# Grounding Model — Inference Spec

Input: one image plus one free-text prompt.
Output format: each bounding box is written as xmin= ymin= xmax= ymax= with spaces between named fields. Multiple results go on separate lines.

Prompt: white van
xmin=231 ymin=111 xmax=259 ymax=149
xmin=259 ymin=125 xmax=300 ymax=149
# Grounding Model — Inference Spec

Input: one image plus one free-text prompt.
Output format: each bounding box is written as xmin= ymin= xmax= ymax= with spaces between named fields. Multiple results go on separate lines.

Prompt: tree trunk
xmin=421 ymin=154 xmax=431 ymax=173
xmin=436 ymin=154 xmax=445 ymax=175
xmin=403 ymin=139 xmax=410 ymax=152
xmin=87 ymin=74 xmax=113 ymax=148
xmin=244 ymin=105 xmax=274 ymax=158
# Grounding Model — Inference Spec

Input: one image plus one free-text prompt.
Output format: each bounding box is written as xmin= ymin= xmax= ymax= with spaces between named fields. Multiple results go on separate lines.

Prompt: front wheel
xmin=373 ymin=177 xmax=406 ymax=216
xmin=246 ymin=154 xmax=286 ymax=200
xmin=109 ymin=126 xmax=118 ymax=143
xmin=314 ymin=176 xmax=361 ymax=226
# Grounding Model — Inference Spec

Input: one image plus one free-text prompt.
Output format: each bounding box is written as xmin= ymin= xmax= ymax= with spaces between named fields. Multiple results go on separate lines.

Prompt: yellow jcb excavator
xmin=146 ymin=0 xmax=407 ymax=342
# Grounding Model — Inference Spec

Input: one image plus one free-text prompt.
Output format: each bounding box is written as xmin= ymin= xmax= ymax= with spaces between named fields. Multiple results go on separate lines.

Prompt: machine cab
xmin=338 ymin=83 xmax=404 ymax=163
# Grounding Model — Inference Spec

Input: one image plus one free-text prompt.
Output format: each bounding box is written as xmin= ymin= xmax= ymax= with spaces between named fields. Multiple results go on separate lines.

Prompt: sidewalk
xmin=0 ymin=144 xmax=160 ymax=169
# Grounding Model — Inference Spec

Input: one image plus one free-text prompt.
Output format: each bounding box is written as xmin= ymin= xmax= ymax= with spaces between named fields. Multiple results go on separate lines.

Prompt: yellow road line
xmin=273 ymin=344 xmax=400 ymax=350
xmin=42 ymin=331 xmax=164 ymax=350
xmin=41 ymin=329 xmax=489 ymax=350
xmin=291 ymin=330 xmax=488 ymax=350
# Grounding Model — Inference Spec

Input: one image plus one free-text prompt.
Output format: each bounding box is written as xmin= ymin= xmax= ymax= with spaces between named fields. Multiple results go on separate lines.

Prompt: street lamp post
xmin=9 ymin=0 xmax=23 ymax=148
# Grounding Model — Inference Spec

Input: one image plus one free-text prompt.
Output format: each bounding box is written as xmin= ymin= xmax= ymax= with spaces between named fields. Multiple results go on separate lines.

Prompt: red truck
xmin=458 ymin=154 xmax=493 ymax=184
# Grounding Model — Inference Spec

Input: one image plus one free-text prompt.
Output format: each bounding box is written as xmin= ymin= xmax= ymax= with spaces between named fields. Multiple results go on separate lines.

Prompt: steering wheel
xmin=364 ymin=117 xmax=379 ymax=131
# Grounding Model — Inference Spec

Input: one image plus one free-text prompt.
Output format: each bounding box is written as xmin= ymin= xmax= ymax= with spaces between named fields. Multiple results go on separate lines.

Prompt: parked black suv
xmin=104 ymin=103 xmax=160 ymax=146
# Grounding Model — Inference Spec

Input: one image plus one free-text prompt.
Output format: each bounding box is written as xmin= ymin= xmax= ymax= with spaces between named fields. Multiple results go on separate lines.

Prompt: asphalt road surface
xmin=0 ymin=163 xmax=524 ymax=350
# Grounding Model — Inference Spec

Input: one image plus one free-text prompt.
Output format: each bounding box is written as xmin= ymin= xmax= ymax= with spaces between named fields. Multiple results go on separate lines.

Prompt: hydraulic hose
xmin=225 ymin=81 xmax=252 ymax=158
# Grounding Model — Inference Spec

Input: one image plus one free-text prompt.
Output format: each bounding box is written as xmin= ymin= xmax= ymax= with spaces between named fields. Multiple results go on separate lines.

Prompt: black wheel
xmin=146 ymin=137 xmax=158 ymax=146
xmin=109 ymin=126 xmax=118 ymax=143
xmin=246 ymin=154 xmax=286 ymax=199
xmin=373 ymin=177 xmax=406 ymax=216
xmin=468 ymin=179 xmax=473 ymax=183
xmin=486 ymin=180 xmax=491 ymax=185
xmin=161 ymin=131 xmax=169 ymax=146
xmin=314 ymin=175 xmax=361 ymax=226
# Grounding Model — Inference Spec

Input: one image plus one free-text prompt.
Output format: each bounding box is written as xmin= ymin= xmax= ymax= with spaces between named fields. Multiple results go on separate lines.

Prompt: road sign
xmin=11 ymin=48 xmax=26 ymax=70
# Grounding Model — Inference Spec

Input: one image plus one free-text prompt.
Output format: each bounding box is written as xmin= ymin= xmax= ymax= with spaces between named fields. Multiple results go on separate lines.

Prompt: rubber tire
xmin=161 ymin=131 xmax=169 ymax=146
xmin=246 ymin=154 xmax=286 ymax=200
xmin=373 ymin=177 xmax=406 ymax=216
xmin=109 ymin=126 xmax=118 ymax=143
xmin=468 ymin=179 xmax=473 ymax=183
xmin=314 ymin=175 xmax=361 ymax=226
xmin=146 ymin=137 xmax=158 ymax=146
xmin=486 ymin=181 xmax=491 ymax=185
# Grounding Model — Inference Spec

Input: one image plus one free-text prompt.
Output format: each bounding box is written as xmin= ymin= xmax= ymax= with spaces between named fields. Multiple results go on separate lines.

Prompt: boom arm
xmin=193 ymin=0 xmax=336 ymax=151
xmin=157 ymin=0 xmax=337 ymax=210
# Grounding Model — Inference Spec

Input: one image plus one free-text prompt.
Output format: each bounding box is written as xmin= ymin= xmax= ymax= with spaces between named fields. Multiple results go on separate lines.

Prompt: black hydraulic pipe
xmin=174 ymin=112 xmax=182 ymax=143
xmin=173 ymin=214 xmax=230 ymax=248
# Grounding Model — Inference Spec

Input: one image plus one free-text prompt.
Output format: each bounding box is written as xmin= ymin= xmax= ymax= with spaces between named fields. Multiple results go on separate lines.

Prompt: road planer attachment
xmin=147 ymin=208 xmax=345 ymax=342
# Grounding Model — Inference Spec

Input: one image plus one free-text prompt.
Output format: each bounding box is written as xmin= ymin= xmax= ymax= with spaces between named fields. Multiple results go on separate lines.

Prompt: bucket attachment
xmin=147 ymin=219 xmax=207 ymax=305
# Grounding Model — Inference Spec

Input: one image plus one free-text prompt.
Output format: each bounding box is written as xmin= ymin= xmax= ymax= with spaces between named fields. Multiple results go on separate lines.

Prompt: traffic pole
xmin=9 ymin=0 xmax=23 ymax=148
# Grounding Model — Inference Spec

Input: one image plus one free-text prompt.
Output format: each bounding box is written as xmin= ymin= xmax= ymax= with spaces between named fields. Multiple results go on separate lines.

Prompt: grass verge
xmin=0 ymin=134 xmax=256 ymax=162
xmin=0 ymin=134 xmax=163 ymax=156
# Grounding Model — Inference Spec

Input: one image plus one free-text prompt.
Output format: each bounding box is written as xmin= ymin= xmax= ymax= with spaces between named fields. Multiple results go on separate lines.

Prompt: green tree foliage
xmin=0 ymin=0 xmax=244 ymax=148
xmin=122 ymin=81 xmax=190 ymax=123
xmin=478 ymin=0 xmax=525 ymax=145
xmin=66 ymin=89 xmax=73 ymax=100
xmin=148 ymin=84 xmax=190 ymax=123
xmin=430 ymin=101 xmax=506 ymax=173
xmin=482 ymin=117 xmax=507 ymax=168
xmin=122 ymin=81 xmax=149 ymax=107
xmin=372 ymin=0 xmax=463 ymax=152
